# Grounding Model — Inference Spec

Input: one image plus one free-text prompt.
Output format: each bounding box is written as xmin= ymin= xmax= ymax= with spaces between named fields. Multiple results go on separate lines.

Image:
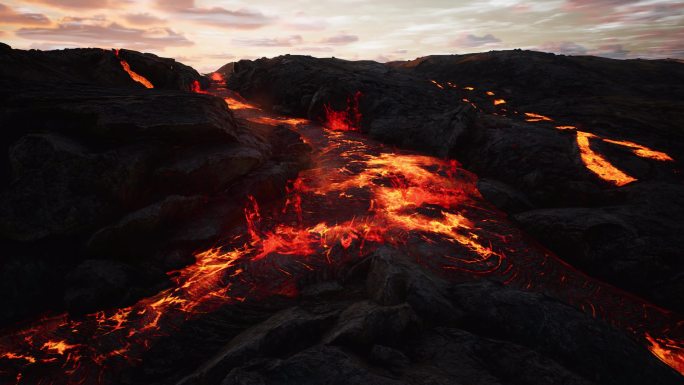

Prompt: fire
xmin=603 ymin=138 xmax=674 ymax=162
xmin=576 ymin=131 xmax=637 ymax=186
xmin=114 ymin=49 xmax=154 ymax=89
xmin=323 ymin=91 xmax=362 ymax=131
xmin=645 ymin=333 xmax=684 ymax=374
xmin=524 ymin=112 xmax=553 ymax=122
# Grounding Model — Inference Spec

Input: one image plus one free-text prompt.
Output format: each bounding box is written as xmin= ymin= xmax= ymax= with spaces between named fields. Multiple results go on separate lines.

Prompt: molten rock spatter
xmin=323 ymin=91 xmax=363 ymax=131
xmin=114 ymin=49 xmax=154 ymax=89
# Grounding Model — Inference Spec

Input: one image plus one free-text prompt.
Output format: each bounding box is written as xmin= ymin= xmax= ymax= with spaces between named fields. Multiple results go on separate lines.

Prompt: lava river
xmin=1 ymin=80 xmax=683 ymax=384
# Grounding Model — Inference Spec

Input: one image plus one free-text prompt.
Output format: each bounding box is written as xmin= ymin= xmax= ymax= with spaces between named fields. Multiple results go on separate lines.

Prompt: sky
xmin=1 ymin=0 xmax=683 ymax=73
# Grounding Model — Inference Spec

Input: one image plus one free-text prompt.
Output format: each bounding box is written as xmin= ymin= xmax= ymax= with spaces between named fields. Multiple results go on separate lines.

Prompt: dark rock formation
xmin=0 ymin=47 xmax=310 ymax=324
xmin=170 ymin=248 xmax=681 ymax=385
xmin=0 ymin=45 xmax=207 ymax=91
xmin=224 ymin=52 xmax=684 ymax=312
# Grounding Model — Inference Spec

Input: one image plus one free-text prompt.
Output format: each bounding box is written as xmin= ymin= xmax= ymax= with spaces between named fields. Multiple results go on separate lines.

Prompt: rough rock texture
xmin=225 ymin=52 xmax=684 ymax=312
xmin=166 ymin=248 xmax=681 ymax=385
xmin=225 ymin=55 xmax=477 ymax=157
xmin=0 ymin=47 xmax=310 ymax=324
xmin=0 ymin=46 xmax=207 ymax=91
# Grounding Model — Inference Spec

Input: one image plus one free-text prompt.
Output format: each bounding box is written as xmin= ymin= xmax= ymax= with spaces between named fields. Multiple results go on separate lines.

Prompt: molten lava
xmin=114 ymin=49 xmax=153 ymax=89
xmin=323 ymin=91 xmax=362 ymax=131
xmin=0 ymin=77 xmax=682 ymax=384
xmin=524 ymin=112 xmax=553 ymax=122
xmin=576 ymin=131 xmax=637 ymax=186
xmin=603 ymin=138 xmax=674 ymax=162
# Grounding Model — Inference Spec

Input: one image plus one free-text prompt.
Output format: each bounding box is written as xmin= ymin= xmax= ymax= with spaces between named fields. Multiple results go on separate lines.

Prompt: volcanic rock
xmin=225 ymin=52 xmax=684 ymax=312
xmin=0 ymin=47 xmax=311 ymax=325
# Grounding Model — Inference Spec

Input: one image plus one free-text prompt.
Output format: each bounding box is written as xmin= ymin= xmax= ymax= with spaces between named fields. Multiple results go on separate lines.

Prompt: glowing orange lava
xmin=114 ymin=49 xmax=153 ymax=89
xmin=576 ymin=131 xmax=637 ymax=186
xmin=0 ymin=79 xmax=682 ymax=383
xmin=646 ymin=333 xmax=684 ymax=375
xmin=224 ymin=96 xmax=259 ymax=110
xmin=524 ymin=112 xmax=553 ymax=122
xmin=603 ymin=138 xmax=674 ymax=162
xmin=323 ymin=91 xmax=362 ymax=131
xmin=493 ymin=99 xmax=506 ymax=106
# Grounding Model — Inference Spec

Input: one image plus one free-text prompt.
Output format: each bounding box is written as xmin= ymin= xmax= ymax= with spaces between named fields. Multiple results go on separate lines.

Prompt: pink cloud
xmin=23 ymin=0 xmax=130 ymax=9
xmin=123 ymin=13 xmax=166 ymax=26
xmin=16 ymin=19 xmax=193 ymax=50
xmin=156 ymin=0 xmax=273 ymax=29
xmin=233 ymin=35 xmax=303 ymax=47
xmin=0 ymin=3 xmax=50 ymax=25
xmin=320 ymin=33 xmax=359 ymax=45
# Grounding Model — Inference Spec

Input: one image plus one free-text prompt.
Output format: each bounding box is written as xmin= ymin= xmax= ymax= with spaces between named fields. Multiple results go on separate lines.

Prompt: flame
xmin=645 ymin=333 xmax=684 ymax=374
xmin=114 ymin=49 xmax=153 ymax=89
xmin=323 ymin=91 xmax=362 ymax=131
xmin=603 ymin=139 xmax=674 ymax=162
xmin=576 ymin=131 xmax=637 ymax=186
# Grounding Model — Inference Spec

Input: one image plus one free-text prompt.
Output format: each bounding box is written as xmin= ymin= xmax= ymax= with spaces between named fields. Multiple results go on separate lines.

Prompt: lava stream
xmin=0 ymin=82 xmax=682 ymax=384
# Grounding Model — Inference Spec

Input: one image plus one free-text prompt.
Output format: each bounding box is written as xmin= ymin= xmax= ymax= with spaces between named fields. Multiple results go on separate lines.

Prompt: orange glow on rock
xmin=493 ymin=99 xmax=506 ymax=106
xmin=576 ymin=131 xmax=637 ymax=186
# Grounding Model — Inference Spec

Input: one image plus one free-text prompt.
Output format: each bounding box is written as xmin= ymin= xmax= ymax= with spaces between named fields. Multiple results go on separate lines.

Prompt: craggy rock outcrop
xmin=225 ymin=52 xmax=684 ymax=312
xmin=225 ymin=55 xmax=476 ymax=157
xmin=167 ymin=248 xmax=681 ymax=385
xmin=0 ymin=45 xmax=207 ymax=91
xmin=0 ymin=47 xmax=310 ymax=323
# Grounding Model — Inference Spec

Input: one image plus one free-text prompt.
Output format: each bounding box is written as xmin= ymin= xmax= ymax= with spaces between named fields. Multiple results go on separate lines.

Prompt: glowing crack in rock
xmin=0 ymin=80 xmax=682 ymax=384
xmin=114 ymin=49 xmax=154 ymax=89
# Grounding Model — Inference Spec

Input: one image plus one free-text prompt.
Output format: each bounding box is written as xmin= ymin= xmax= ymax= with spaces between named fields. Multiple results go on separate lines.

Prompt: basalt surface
xmin=0 ymin=47 xmax=682 ymax=385
xmin=224 ymin=52 xmax=684 ymax=313
xmin=0 ymin=46 xmax=310 ymax=324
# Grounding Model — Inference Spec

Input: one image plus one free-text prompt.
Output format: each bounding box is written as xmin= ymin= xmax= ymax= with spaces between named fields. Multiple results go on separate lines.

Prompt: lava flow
xmin=428 ymin=78 xmax=675 ymax=187
xmin=114 ymin=49 xmax=154 ymax=89
xmin=1 ymin=81 xmax=683 ymax=384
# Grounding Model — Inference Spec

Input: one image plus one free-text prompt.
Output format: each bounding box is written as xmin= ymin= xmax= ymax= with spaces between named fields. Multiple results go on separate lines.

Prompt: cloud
xmin=0 ymin=3 xmax=50 ymax=25
xmin=23 ymin=0 xmax=129 ymax=9
xmin=454 ymin=33 xmax=502 ymax=48
xmin=233 ymin=35 xmax=303 ymax=47
xmin=320 ymin=33 xmax=359 ymax=45
xmin=538 ymin=41 xmax=588 ymax=56
xmin=16 ymin=18 xmax=193 ymax=51
xmin=123 ymin=13 xmax=166 ymax=26
xmin=156 ymin=0 xmax=273 ymax=29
